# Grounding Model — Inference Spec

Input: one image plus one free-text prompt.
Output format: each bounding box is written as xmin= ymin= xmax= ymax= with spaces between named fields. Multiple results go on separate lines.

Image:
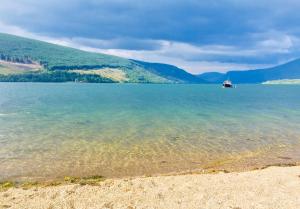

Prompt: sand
xmin=1 ymin=166 xmax=300 ymax=209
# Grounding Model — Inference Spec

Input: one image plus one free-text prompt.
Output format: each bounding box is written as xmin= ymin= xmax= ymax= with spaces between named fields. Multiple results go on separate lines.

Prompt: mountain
xmin=196 ymin=72 xmax=225 ymax=83
xmin=0 ymin=33 xmax=205 ymax=83
xmin=197 ymin=59 xmax=300 ymax=84
xmin=132 ymin=60 xmax=203 ymax=83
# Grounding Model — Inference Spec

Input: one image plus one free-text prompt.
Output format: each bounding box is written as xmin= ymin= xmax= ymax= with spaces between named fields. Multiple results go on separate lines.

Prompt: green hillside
xmin=132 ymin=60 xmax=203 ymax=83
xmin=0 ymin=33 xmax=205 ymax=83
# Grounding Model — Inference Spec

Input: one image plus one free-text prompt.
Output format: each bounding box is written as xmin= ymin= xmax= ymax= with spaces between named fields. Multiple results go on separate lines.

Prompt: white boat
xmin=223 ymin=80 xmax=233 ymax=88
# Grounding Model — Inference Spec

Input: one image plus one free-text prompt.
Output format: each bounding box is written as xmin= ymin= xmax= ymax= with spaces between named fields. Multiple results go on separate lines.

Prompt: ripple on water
xmin=0 ymin=83 xmax=300 ymax=180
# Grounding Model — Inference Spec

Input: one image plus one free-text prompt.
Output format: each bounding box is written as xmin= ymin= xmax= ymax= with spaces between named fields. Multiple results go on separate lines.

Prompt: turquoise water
xmin=1 ymin=83 xmax=300 ymax=180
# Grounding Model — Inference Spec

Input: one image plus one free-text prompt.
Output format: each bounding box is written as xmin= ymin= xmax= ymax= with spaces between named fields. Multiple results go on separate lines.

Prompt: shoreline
xmin=1 ymin=159 xmax=299 ymax=186
xmin=1 ymin=160 xmax=299 ymax=187
xmin=1 ymin=165 xmax=300 ymax=209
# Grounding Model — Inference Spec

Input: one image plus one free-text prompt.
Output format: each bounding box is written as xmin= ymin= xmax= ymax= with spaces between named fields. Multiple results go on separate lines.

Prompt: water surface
xmin=1 ymin=83 xmax=300 ymax=180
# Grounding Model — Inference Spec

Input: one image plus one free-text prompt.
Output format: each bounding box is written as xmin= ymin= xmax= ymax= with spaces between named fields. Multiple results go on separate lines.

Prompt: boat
xmin=223 ymin=80 xmax=233 ymax=88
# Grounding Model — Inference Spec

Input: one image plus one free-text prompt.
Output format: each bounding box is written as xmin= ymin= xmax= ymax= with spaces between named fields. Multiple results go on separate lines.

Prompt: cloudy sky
xmin=0 ymin=0 xmax=300 ymax=74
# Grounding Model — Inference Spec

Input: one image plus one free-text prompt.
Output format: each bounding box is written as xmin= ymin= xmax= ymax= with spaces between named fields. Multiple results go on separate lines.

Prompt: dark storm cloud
xmin=1 ymin=0 xmax=300 ymax=72
xmin=1 ymin=0 xmax=300 ymax=44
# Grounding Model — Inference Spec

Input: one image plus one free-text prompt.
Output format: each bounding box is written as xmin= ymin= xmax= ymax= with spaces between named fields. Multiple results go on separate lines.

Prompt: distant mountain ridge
xmin=197 ymin=59 xmax=300 ymax=83
xmin=0 ymin=33 xmax=206 ymax=83
xmin=132 ymin=60 xmax=203 ymax=83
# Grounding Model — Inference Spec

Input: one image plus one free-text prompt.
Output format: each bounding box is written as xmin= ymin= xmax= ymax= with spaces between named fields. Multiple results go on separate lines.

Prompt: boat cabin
xmin=223 ymin=80 xmax=233 ymax=88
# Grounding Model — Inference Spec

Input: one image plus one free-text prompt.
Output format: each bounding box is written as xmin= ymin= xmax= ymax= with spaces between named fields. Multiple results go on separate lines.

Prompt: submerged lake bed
xmin=0 ymin=83 xmax=300 ymax=181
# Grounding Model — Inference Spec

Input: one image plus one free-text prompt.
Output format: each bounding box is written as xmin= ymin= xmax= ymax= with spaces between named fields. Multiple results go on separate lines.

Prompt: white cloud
xmin=66 ymin=44 xmax=271 ymax=74
xmin=0 ymin=21 xmax=33 ymax=38
xmin=256 ymin=35 xmax=294 ymax=53
xmin=0 ymin=21 xmax=67 ymax=44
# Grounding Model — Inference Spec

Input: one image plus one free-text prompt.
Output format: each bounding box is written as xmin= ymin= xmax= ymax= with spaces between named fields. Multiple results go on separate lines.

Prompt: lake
xmin=1 ymin=83 xmax=300 ymax=181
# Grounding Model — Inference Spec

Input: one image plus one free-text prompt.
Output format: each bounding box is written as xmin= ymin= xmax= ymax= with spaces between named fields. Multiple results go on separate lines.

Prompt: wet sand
xmin=1 ymin=166 xmax=300 ymax=209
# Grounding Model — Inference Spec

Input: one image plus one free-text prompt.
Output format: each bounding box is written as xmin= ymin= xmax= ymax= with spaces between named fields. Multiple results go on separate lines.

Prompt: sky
xmin=0 ymin=0 xmax=300 ymax=74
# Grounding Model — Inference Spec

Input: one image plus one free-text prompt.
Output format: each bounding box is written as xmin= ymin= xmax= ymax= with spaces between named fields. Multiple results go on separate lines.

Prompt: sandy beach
xmin=1 ymin=166 xmax=299 ymax=209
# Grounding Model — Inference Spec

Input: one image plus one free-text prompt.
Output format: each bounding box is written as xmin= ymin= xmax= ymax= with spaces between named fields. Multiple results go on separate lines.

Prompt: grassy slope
xmin=71 ymin=69 xmax=129 ymax=82
xmin=0 ymin=33 xmax=204 ymax=83
xmin=0 ymin=33 xmax=132 ymax=70
xmin=0 ymin=61 xmax=41 ymax=75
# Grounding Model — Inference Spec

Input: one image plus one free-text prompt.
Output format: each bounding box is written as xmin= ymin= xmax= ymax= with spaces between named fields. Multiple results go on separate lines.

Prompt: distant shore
xmin=263 ymin=79 xmax=300 ymax=84
xmin=1 ymin=165 xmax=299 ymax=209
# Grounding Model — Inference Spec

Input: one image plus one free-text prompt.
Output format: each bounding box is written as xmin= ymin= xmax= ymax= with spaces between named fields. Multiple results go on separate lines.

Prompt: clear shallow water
xmin=0 ymin=83 xmax=300 ymax=180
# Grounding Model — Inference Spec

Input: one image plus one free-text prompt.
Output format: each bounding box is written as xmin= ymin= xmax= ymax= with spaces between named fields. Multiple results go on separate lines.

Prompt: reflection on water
xmin=0 ymin=83 xmax=300 ymax=180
